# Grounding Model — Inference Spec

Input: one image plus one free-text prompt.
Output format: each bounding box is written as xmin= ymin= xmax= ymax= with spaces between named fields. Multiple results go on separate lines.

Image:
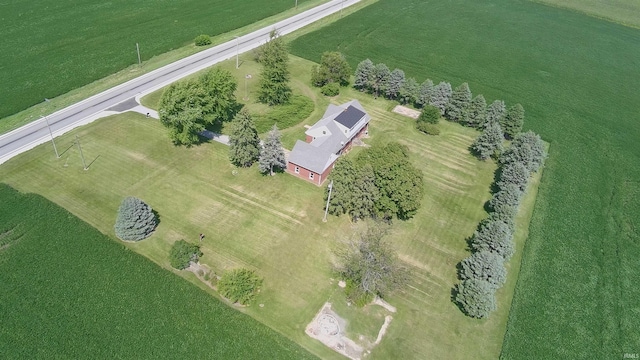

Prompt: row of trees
xmin=228 ymin=108 xmax=287 ymax=175
xmin=455 ymin=131 xmax=546 ymax=318
xmin=326 ymin=142 xmax=424 ymax=222
xmin=353 ymin=59 xmax=525 ymax=139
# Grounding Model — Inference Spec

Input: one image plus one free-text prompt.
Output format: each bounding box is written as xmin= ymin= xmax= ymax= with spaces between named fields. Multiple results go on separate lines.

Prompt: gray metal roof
xmin=288 ymin=100 xmax=370 ymax=174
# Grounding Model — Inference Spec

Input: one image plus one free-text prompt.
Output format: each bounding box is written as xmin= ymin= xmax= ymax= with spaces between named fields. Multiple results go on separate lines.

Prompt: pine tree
xmin=398 ymin=77 xmax=419 ymax=105
xmin=489 ymin=183 xmax=524 ymax=221
xmin=354 ymin=59 xmax=375 ymax=92
xmin=429 ymin=81 xmax=452 ymax=115
xmin=349 ymin=164 xmax=379 ymax=221
xmin=485 ymin=100 xmax=506 ymax=128
xmin=229 ymin=108 xmax=261 ymax=167
xmin=471 ymin=121 xmax=504 ymax=160
xmin=385 ymin=68 xmax=405 ymax=100
xmin=327 ymin=157 xmax=357 ymax=215
xmin=459 ymin=250 xmax=507 ymax=288
xmin=470 ymin=219 xmax=515 ymax=260
xmin=372 ymin=63 xmax=391 ymax=98
xmin=455 ymin=278 xmax=497 ymax=318
xmin=500 ymin=131 xmax=546 ymax=173
xmin=497 ymin=161 xmax=530 ymax=192
xmin=114 ymin=197 xmax=158 ymax=241
xmin=466 ymin=95 xmax=487 ymax=128
xmin=258 ymin=124 xmax=286 ymax=176
xmin=445 ymin=82 xmax=472 ymax=123
xmin=501 ymin=103 xmax=525 ymax=139
xmin=416 ymin=79 xmax=434 ymax=108
xmin=257 ymin=32 xmax=291 ymax=105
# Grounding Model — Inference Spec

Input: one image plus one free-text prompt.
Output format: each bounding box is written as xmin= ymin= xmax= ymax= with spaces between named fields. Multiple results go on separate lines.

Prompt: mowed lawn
xmin=0 ymin=54 xmax=542 ymax=359
xmin=0 ymin=0 xmax=307 ymax=119
xmin=289 ymin=0 xmax=640 ymax=358
xmin=0 ymin=184 xmax=316 ymax=359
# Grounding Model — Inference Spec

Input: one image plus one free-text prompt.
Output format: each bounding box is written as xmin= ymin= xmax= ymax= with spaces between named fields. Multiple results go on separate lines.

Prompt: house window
xmin=294 ymin=166 xmax=299 ymax=174
xmin=309 ymin=172 xmax=314 ymax=180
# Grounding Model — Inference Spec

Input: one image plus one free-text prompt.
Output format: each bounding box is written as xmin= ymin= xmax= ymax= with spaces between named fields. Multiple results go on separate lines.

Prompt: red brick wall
xmin=286 ymin=161 xmax=334 ymax=186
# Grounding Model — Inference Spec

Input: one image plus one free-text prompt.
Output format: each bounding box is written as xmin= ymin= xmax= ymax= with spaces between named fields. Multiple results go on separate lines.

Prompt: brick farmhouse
xmin=287 ymin=100 xmax=370 ymax=185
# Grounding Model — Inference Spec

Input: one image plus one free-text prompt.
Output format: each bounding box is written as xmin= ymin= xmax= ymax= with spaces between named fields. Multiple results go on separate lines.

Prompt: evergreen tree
xmin=349 ymin=164 xmax=379 ymax=221
xmin=311 ymin=52 xmax=351 ymax=87
xmin=497 ymin=161 xmax=531 ymax=192
xmin=501 ymin=103 xmax=525 ymax=139
xmin=459 ymin=250 xmax=507 ymax=288
xmin=466 ymin=95 xmax=487 ymax=128
xmin=114 ymin=197 xmax=158 ymax=241
xmin=327 ymin=157 xmax=357 ymax=215
xmin=470 ymin=219 xmax=515 ymax=260
xmin=489 ymin=183 xmax=524 ymax=221
xmin=455 ymin=278 xmax=497 ymax=318
xmin=398 ymin=77 xmax=419 ymax=105
xmin=485 ymin=100 xmax=506 ymax=127
xmin=445 ymin=82 xmax=472 ymax=123
xmin=257 ymin=32 xmax=291 ymax=105
xmin=229 ymin=108 xmax=261 ymax=167
xmin=500 ymin=131 xmax=546 ymax=173
xmin=258 ymin=124 xmax=286 ymax=176
xmin=416 ymin=79 xmax=434 ymax=108
xmin=429 ymin=81 xmax=452 ymax=115
xmin=471 ymin=121 xmax=504 ymax=160
xmin=354 ymin=59 xmax=375 ymax=92
xmin=385 ymin=69 xmax=405 ymax=100
xmin=372 ymin=63 xmax=391 ymax=98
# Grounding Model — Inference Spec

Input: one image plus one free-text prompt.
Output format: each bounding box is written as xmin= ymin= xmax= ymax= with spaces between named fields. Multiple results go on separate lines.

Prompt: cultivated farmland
xmin=290 ymin=0 xmax=640 ymax=358
xmin=0 ymin=55 xmax=543 ymax=358
xmin=0 ymin=184 xmax=316 ymax=359
xmin=0 ymin=0 xmax=316 ymax=119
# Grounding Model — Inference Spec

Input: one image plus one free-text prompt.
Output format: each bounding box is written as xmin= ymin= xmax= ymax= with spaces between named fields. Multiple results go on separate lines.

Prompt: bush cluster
xmin=454 ymin=131 xmax=545 ymax=318
xmin=169 ymin=240 xmax=202 ymax=270
xmin=114 ymin=197 xmax=158 ymax=241
xmin=194 ymin=34 xmax=211 ymax=46
xmin=218 ymin=268 xmax=263 ymax=305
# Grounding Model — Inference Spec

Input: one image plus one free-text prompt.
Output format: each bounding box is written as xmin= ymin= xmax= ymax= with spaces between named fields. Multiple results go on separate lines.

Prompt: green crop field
xmin=533 ymin=0 xmax=640 ymax=28
xmin=0 ymin=184 xmax=316 ymax=359
xmin=0 ymin=54 xmax=543 ymax=359
xmin=290 ymin=0 xmax=640 ymax=358
xmin=0 ymin=0 xmax=312 ymax=120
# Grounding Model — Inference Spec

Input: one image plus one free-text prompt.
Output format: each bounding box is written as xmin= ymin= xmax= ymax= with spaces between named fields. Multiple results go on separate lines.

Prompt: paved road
xmin=0 ymin=0 xmax=361 ymax=165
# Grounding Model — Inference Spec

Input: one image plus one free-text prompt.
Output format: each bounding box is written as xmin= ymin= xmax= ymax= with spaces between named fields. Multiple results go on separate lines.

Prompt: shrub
xmin=114 ymin=197 xmax=158 ymax=241
xmin=218 ymin=268 xmax=263 ymax=305
xmin=470 ymin=219 xmax=515 ymax=260
xmin=455 ymin=278 xmax=497 ymax=318
xmin=459 ymin=250 xmax=507 ymax=288
xmin=169 ymin=240 xmax=202 ymax=270
xmin=416 ymin=121 xmax=440 ymax=135
xmin=253 ymin=95 xmax=314 ymax=133
xmin=321 ymin=82 xmax=340 ymax=96
xmin=418 ymin=105 xmax=440 ymax=124
xmin=194 ymin=34 xmax=212 ymax=46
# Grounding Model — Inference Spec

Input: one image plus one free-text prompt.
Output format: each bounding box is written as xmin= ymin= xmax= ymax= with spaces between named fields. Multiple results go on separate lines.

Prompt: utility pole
xmin=42 ymin=116 xmax=59 ymax=158
xmin=323 ymin=180 xmax=334 ymax=222
xmin=136 ymin=43 xmax=141 ymax=65
xmin=295 ymin=0 xmax=298 ymax=8
xmin=75 ymin=135 xmax=88 ymax=170
xmin=234 ymin=36 xmax=239 ymax=69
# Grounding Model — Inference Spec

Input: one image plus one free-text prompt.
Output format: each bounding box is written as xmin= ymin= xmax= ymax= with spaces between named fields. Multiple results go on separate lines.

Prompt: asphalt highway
xmin=0 ymin=0 xmax=361 ymax=165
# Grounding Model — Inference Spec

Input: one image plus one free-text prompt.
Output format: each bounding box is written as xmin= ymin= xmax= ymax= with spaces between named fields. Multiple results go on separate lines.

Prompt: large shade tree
xmin=311 ymin=51 xmax=352 ymax=87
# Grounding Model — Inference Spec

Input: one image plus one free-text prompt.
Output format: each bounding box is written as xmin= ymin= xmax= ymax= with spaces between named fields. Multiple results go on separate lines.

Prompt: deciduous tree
xmin=218 ymin=268 xmax=263 ymax=305
xmin=311 ymin=51 xmax=351 ymax=87
xmin=197 ymin=68 xmax=238 ymax=125
xmin=229 ymin=108 xmax=261 ymax=167
xmin=159 ymin=81 xmax=206 ymax=146
xmin=114 ymin=197 xmax=158 ymax=241
xmin=258 ymin=124 xmax=286 ymax=176
xmin=349 ymin=164 xmax=379 ymax=221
